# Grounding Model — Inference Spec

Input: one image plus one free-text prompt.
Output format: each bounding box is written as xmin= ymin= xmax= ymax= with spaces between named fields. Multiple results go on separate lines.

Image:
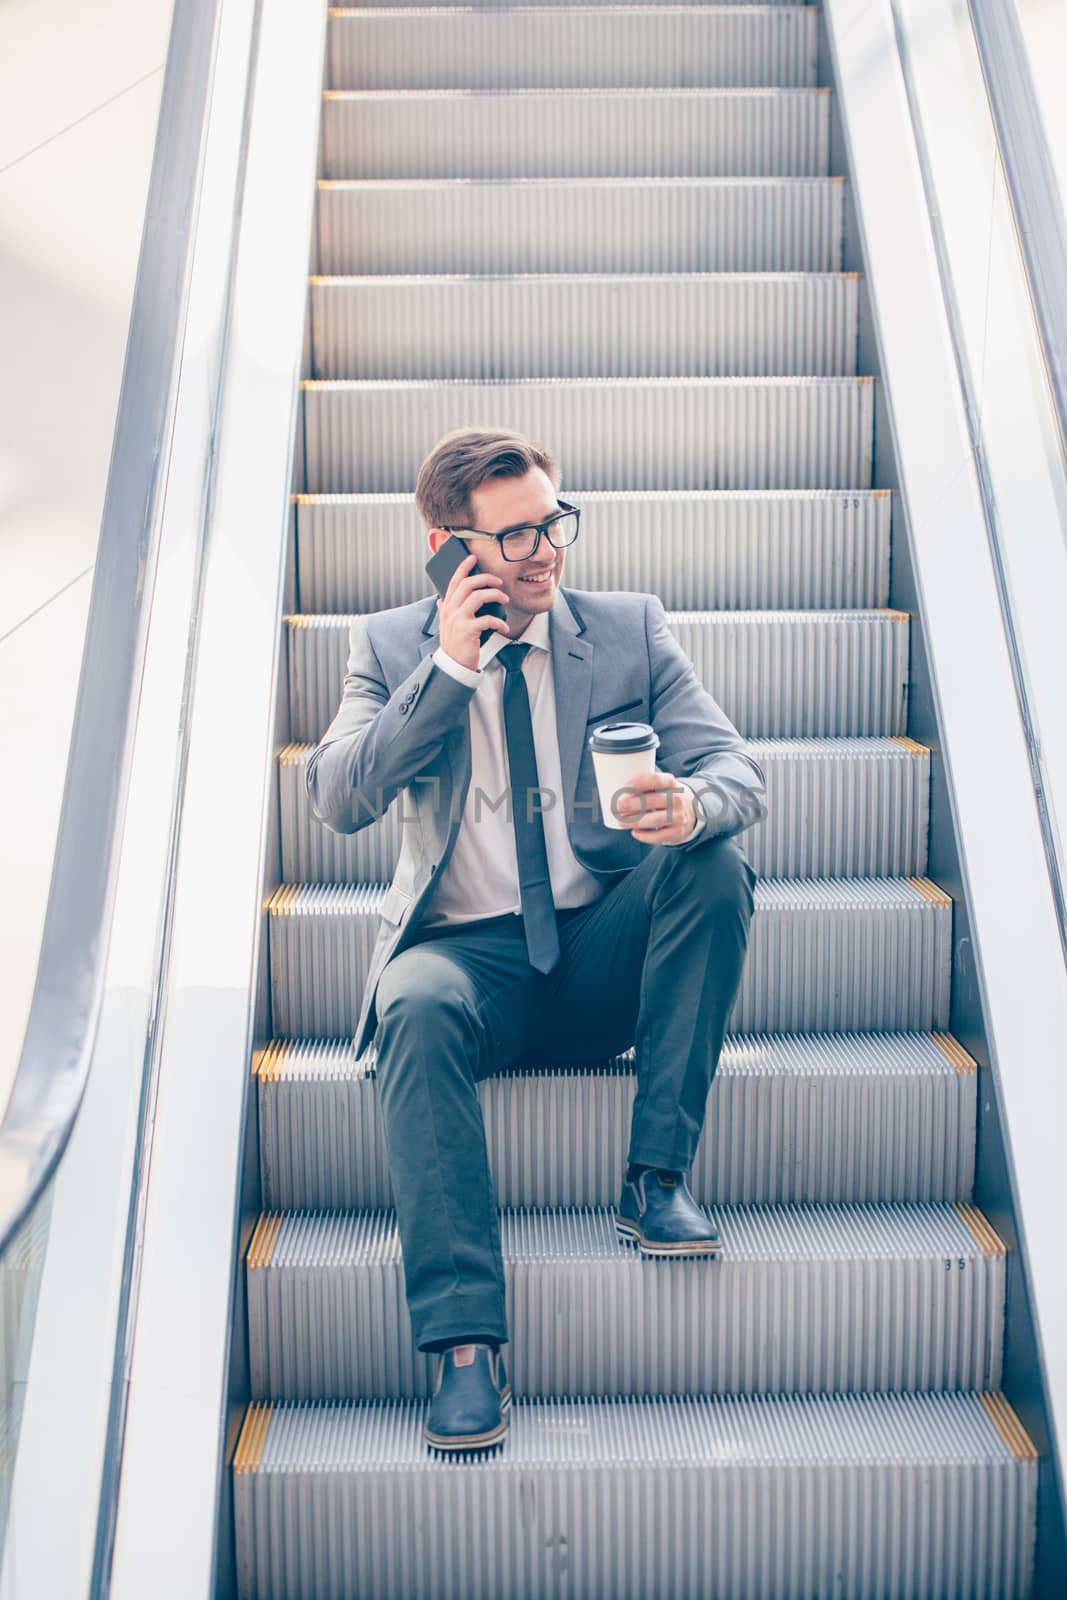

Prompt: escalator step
xmin=285 ymin=606 xmax=907 ymax=744
xmin=300 ymin=374 xmax=873 ymax=493
xmin=245 ymin=1199 xmax=1006 ymax=1400
xmin=233 ymin=1390 xmax=1037 ymax=1600
xmin=254 ymin=1030 xmax=976 ymax=1211
xmin=314 ymin=175 xmax=847 ymax=276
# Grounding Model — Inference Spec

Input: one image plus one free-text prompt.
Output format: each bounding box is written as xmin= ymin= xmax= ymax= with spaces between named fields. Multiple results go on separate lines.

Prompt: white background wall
xmin=0 ymin=0 xmax=176 ymax=1114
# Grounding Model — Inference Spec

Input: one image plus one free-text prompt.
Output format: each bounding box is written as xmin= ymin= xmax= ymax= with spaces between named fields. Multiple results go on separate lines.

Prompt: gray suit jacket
xmin=306 ymin=586 xmax=767 ymax=1059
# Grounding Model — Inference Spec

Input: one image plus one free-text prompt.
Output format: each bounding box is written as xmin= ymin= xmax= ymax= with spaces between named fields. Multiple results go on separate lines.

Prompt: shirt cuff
xmin=432 ymin=644 xmax=482 ymax=689
xmin=660 ymin=778 xmax=707 ymax=846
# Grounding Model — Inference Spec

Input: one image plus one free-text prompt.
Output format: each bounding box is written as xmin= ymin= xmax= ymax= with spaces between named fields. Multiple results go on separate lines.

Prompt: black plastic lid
xmin=587 ymin=720 xmax=660 ymax=754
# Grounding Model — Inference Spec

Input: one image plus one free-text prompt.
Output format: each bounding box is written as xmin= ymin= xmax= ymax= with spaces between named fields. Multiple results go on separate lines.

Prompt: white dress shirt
xmin=420 ymin=599 xmax=705 ymax=928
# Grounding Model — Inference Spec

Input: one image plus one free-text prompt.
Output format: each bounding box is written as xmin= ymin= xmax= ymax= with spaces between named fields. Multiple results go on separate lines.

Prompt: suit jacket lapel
xmin=548 ymin=589 xmax=594 ymax=821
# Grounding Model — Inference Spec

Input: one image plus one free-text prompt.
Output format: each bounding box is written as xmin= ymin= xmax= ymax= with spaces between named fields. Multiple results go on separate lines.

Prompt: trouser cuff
xmin=413 ymin=1293 xmax=509 ymax=1353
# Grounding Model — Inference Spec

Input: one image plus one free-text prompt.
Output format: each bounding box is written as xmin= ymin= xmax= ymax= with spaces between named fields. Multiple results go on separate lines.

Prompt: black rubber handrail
xmin=0 ymin=0 xmax=222 ymax=1264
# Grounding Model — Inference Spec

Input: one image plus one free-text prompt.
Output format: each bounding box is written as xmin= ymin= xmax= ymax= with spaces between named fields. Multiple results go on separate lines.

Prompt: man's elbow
xmin=304 ymin=748 xmax=358 ymax=836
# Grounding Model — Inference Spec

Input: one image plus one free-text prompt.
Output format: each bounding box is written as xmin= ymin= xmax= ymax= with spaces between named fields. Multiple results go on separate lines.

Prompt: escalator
xmin=225 ymin=4 xmax=1044 ymax=1594
xmin=2 ymin=1 xmax=1063 ymax=1596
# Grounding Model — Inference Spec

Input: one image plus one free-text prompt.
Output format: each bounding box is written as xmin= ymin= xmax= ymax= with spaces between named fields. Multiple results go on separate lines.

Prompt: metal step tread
xmin=286 ymin=604 xmax=908 ymax=740
xmin=279 ymin=734 xmax=929 ymax=884
xmin=310 ymin=268 xmax=857 ymax=283
xmin=317 ymin=174 xmax=843 ymax=190
xmin=292 ymin=490 xmax=893 ymax=616
xmin=234 ymin=1390 xmax=1036 ymax=1599
xmin=323 ymin=85 xmax=832 ymax=101
xmin=234 ymin=1387 xmax=1036 ymax=1469
xmin=250 ymin=1197 xmax=1001 ymax=1269
xmin=302 ymin=372 xmax=869 ymax=389
xmin=286 ymin=602 xmax=904 ymax=623
xmin=270 ymin=872 xmax=948 ymax=914
xmin=301 ymin=376 xmax=873 ymax=491
xmin=320 ymin=83 xmax=832 ymax=183
xmin=245 ymin=1200 xmax=1004 ymax=1399
xmin=325 ymin=5 xmax=819 ymax=92
xmin=328 ymin=3 xmax=817 ymax=13
xmin=307 ymin=272 xmax=862 ymax=379
xmin=294 ymin=485 xmax=878 ymax=501
xmin=256 ymin=1029 xmax=976 ymax=1210
xmin=282 ymin=733 xmax=924 ymax=759
xmin=256 ymin=1028 xmax=973 ymax=1086
xmin=287 ymin=607 xmax=910 ymax=729
xmin=268 ymin=875 xmax=953 ymax=1037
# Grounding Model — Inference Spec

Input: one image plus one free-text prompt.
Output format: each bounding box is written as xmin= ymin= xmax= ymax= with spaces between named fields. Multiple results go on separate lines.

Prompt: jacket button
xmin=399 ymin=703 xmax=408 ymax=714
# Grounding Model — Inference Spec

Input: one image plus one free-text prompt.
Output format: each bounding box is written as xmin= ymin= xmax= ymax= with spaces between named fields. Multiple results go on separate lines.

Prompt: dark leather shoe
xmin=423 ymin=1342 xmax=511 ymax=1453
xmin=615 ymin=1167 xmax=722 ymax=1257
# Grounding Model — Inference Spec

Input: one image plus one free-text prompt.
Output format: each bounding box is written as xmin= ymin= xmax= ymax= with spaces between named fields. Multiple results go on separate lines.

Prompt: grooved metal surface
xmin=266 ymin=877 xmax=952 ymax=1037
xmin=320 ymin=86 xmax=833 ymax=180
xmin=256 ymin=1031 xmax=977 ymax=1211
xmin=280 ymin=736 xmax=929 ymax=883
xmin=314 ymin=176 xmax=847 ymax=275
xmin=285 ymin=607 xmax=907 ymax=742
xmin=326 ymin=8 xmax=818 ymax=91
xmin=294 ymin=489 xmax=890 ymax=613
xmin=328 ymin=0 xmax=812 ymax=5
xmin=308 ymin=272 xmax=860 ymax=380
xmin=233 ymin=1392 xmax=1036 ymax=1600
xmin=246 ymin=1201 xmax=1004 ymax=1400
xmin=300 ymin=376 xmax=874 ymax=492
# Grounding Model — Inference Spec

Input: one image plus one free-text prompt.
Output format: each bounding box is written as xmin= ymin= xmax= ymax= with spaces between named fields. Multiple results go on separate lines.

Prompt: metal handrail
xmin=0 ymin=0 xmax=222 ymax=1264
xmin=968 ymin=0 xmax=1067 ymax=489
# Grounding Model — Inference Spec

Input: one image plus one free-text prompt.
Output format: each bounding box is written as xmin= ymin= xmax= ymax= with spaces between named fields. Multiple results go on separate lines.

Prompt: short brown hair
xmin=414 ymin=427 xmax=561 ymax=530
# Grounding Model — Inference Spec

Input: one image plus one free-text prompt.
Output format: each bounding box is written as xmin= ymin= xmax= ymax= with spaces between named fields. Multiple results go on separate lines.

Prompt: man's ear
xmin=427 ymin=527 xmax=451 ymax=556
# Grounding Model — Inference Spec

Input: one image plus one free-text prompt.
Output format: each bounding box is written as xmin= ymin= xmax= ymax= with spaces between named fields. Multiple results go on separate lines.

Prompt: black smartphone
xmin=425 ymin=535 xmax=508 ymax=647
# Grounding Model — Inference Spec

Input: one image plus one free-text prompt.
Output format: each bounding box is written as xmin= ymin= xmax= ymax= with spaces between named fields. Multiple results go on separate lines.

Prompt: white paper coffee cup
xmin=588 ymin=721 xmax=661 ymax=829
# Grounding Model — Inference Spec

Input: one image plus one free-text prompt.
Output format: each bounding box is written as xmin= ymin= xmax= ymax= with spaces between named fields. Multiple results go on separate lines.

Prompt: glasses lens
xmin=547 ymin=510 xmax=579 ymax=548
xmin=500 ymin=526 xmax=540 ymax=561
xmin=499 ymin=510 xmax=579 ymax=561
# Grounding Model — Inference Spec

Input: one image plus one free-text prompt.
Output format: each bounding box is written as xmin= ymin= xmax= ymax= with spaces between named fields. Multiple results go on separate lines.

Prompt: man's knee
xmin=668 ymin=833 xmax=757 ymax=913
xmin=375 ymin=953 xmax=482 ymax=1041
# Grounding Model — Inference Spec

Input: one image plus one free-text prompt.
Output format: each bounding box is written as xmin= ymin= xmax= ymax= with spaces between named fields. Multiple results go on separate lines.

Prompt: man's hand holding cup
xmin=587 ymin=721 xmax=700 ymax=844
xmin=612 ymin=769 xmax=700 ymax=844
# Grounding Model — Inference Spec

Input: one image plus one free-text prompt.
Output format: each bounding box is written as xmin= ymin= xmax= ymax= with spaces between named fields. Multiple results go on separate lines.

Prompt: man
xmin=306 ymin=427 xmax=767 ymax=1454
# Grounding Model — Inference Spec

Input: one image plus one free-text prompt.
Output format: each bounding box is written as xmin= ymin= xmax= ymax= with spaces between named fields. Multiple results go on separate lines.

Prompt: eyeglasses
xmin=443 ymin=499 xmax=581 ymax=563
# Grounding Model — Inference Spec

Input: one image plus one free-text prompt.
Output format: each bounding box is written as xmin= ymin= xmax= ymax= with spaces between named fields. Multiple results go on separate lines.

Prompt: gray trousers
xmin=372 ymin=831 xmax=757 ymax=1351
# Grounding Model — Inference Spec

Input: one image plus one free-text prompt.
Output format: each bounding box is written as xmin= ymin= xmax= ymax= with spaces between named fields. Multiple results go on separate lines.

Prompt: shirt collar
xmin=480 ymin=601 xmax=552 ymax=669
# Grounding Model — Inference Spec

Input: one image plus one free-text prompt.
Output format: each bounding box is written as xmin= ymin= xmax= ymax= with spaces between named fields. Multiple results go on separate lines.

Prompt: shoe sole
xmin=423 ymin=1387 xmax=512 ymax=1453
xmin=615 ymin=1217 xmax=722 ymax=1257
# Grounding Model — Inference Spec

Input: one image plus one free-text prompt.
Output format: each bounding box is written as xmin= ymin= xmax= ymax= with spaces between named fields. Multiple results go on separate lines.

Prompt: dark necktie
xmin=496 ymin=642 xmax=561 ymax=974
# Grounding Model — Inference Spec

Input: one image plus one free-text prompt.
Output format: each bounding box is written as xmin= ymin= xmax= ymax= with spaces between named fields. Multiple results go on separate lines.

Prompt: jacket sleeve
xmin=645 ymin=594 xmax=768 ymax=848
xmin=305 ymin=616 xmax=477 ymax=835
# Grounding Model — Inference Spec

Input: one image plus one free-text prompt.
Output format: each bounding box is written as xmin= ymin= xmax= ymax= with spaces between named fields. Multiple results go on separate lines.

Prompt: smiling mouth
xmin=518 ymin=567 xmax=555 ymax=584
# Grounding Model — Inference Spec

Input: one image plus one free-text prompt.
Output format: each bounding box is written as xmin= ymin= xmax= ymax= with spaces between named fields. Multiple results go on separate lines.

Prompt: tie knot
xmin=497 ymin=642 xmax=531 ymax=673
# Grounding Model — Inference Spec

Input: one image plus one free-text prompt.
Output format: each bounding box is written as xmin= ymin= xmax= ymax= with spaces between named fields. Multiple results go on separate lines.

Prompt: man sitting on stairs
xmin=306 ymin=427 xmax=768 ymax=1454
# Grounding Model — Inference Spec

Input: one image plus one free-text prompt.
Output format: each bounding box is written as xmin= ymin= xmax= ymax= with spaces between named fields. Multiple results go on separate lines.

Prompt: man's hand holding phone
xmin=436 ymin=551 xmax=511 ymax=672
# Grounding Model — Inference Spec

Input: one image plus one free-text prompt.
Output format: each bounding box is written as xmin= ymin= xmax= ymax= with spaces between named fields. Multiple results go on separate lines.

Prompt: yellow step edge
xmin=979 ymin=1393 xmax=1040 ymax=1461
xmin=888 ymin=735 xmax=929 ymax=758
xmin=255 ymin=1041 xmax=292 ymax=1083
xmin=277 ymin=743 xmax=309 ymax=766
xmin=233 ymin=1403 xmax=273 ymax=1476
xmin=872 ymin=607 xmax=910 ymax=621
xmin=267 ymin=884 xmax=300 ymax=916
xmin=953 ymin=1203 xmax=1007 ymax=1256
xmin=247 ymin=1213 xmax=284 ymax=1272
xmin=931 ymin=1032 xmax=977 ymax=1075
xmin=908 ymin=876 xmax=953 ymax=908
